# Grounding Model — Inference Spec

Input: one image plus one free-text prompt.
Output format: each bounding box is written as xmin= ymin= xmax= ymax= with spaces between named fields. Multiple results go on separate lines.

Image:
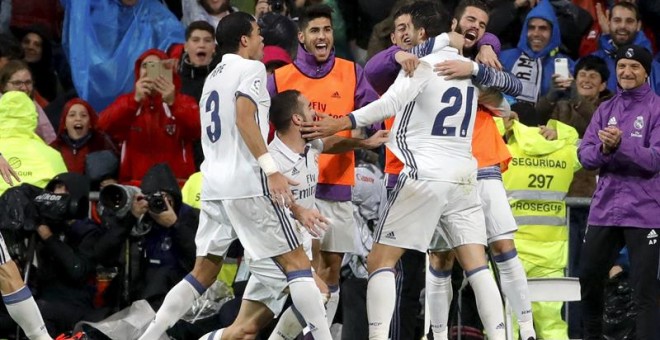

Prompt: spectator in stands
xmin=180 ymin=21 xmax=217 ymax=103
xmin=500 ymin=0 xmax=575 ymax=123
xmin=0 ymin=91 xmax=66 ymax=196
xmin=17 ymin=26 xmax=59 ymax=102
xmin=49 ymin=99 xmax=118 ymax=175
xmin=591 ymin=2 xmax=659 ymax=94
xmin=262 ymin=45 xmax=292 ymax=74
xmin=578 ymin=44 xmax=660 ymax=340
xmin=98 ymin=49 xmax=200 ymax=186
xmin=30 ymin=173 xmax=107 ymax=337
xmin=100 ymin=164 xmax=198 ymax=311
xmin=182 ymin=0 xmax=237 ymax=28
xmin=259 ymin=12 xmax=299 ymax=59
xmin=60 ymin=0 xmax=185 ymax=111
xmin=0 ymin=60 xmax=56 ymax=143
xmin=0 ymin=33 xmax=23 ymax=69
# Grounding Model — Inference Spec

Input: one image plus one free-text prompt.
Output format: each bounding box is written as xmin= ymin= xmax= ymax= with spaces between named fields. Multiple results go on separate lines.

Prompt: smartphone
xmin=554 ymin=58 xmax=570 ymax=79
xmin=144 ymin=60 xmax=174 ymax=83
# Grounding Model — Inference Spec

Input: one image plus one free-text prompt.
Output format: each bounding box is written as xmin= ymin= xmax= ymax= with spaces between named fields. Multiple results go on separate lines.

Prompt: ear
xmin=292 ymin=113 xmax=303 ymax=126
xmin=451 ymin=18 xmax=458 ymax=32
xmin=240 ymin=35 xmax=249 ymax=48
xmin=598 ymin=82 xmax=606 ymax=93
xmin=390 ymin=32 xmax=396 ymax=45
xmin=636 ymin=20 xmax=642 ymax=32
xmin=297 ymin=31 xmax=304 ymax=44
xmin=418 ymin=27 xmax=427 ymax=41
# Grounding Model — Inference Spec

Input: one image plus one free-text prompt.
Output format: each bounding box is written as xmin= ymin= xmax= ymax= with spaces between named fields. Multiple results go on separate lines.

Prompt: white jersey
xmin=199 ymin=54 xmax=271 ymax=200
xmin=268 ymin=135 xmax=323 ymax=210
xmin=350 ymin=47 xmax=478 ymax=183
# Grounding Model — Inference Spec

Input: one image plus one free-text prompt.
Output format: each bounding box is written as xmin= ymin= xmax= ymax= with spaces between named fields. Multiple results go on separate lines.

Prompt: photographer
xmin=99 ymin=163 xmax=198 ymax=311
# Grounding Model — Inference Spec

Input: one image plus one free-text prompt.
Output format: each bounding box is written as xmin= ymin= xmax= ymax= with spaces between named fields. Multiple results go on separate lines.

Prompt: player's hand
xmin=434 ymin=60 xmax=474 ymax=80
xmin=551 ymin=74 xmax=573 ymax=91
xmin=300 ymin=113 xmax=352 ymax=139
xmin=36 ymin=224 xmax=53 ymax=240
xmin=134 ymin=78 xmax=154 ymax=102
xmin=154 ymin=76 xmax=175 ymax=105
xmin=0 ymin=154 xmax=20 ymax=186
xmin=447 ymin=31 xmax=465 ymax=52
xmin=149 ymin=196 xmax=178 ymax=228
xmin=362 ymin=130 xmax=390 ymax=149
xmin=267 ymin=172 xmax=298 ymax=207
xmin=476 ymin=45 xmax=502 ymax=70
xmin=293 ymin=206 xmax=329 ymax=238
xmin=394 ymin=51 xmax=420 ymax=77
xmin=503 ymin=111 xmax=519 ymax=131
xmin=539 ymin=126 xmax=558 ymax=141
xmin=598 ymin=126 xmax=622 ymax=154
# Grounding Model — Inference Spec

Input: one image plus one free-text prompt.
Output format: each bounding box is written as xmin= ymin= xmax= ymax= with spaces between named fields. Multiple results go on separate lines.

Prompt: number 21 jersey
xmin=199 ymin=54 xmax=271 ymax=200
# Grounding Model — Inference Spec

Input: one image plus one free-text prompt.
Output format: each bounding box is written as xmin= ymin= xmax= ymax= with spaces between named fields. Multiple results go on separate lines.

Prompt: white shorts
xmin=242 ymin=257 xmax=291 ymax=314
xmin=479 ymin=179 xmax=517 ymax=241
xmin=316 ymin=199 xmax=356 ymax=253
xmin=195 ymin=197 xmax=301 ymax=261
xmin=0 ymin=232 xmax=11 ymax=266
xmin=377 ymin=174 xmax=487 ymax=252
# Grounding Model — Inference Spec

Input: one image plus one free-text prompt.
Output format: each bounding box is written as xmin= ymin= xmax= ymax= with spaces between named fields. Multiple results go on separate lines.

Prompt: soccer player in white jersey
xmin=198 ymin=90 xmax=388 ymax=339
xmin=300 ymin=6 xmax=506 ymax=340
xmin=138 ymin=12 xmax=332 ymax=340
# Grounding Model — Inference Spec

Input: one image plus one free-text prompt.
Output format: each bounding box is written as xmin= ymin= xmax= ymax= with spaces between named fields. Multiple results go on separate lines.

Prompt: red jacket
xmin=50 ymin=98 xmax=118 ymax=174
xmin=98 ymin=49 xmax=200 ymax=186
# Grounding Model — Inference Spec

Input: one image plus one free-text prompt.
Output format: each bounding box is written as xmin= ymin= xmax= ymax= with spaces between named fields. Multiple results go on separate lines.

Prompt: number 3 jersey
xmin=199 ymin=54 xmax=271 ymax=200
xmin=349 ymin=47 xmax=479 ymax=183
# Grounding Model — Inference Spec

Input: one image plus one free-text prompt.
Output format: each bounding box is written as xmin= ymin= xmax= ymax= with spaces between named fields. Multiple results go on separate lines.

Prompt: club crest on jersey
xmin=250 ymin=79 xmax=262 ymax=96
xmin=634 ymin=116 xmax=644 ymax=130
xmin=165 ymin=124 xmax=176 ymax=136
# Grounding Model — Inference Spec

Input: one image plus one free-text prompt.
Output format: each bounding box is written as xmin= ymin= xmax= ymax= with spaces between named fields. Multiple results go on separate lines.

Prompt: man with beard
xmin=591 ymin=1 xmax=660 ymax=95
xmin=268 ymin=4 xmax=380 ymax=328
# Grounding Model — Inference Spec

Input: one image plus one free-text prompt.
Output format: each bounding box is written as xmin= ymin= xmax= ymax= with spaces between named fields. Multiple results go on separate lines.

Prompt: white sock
xmin=287 ymin=270 xmax=332 ymax=340
xmin=466 ymin=266 xmax=505 ymax=340
xmin=427 ymin=266 xmax=452 ymax=340
xmin=269 ymin=306 xmax=304 ymax=340
xmin=493 ymin=250 xmax=536 ymax=339
xmin=2 ymin=286 xmax=51 ymax=340
xmin=139 ymin=274 xmax=205 ymax=340
xmin=366 ymin=268 xmax=396 ymax=340
xmin=325 ymin=284 xmax=340 ymax=326
xmin=198 ymin=328 xmax=224 ymax=340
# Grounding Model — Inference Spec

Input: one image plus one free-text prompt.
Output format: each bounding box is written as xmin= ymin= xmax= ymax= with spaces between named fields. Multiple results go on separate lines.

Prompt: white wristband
xmin=258 ymin=153 xmax=279 ymax=176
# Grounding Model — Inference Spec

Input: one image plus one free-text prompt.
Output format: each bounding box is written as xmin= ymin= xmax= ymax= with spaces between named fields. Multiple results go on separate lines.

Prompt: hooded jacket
xmin=501 ymin=0 xmax=575 ymax=102
xmin=578 ymin=83 xmax=660 ymax=229
xmin=0 ymin=91 xmax=67 ymax=195
xmin=50 ymin=98 xmax=119 ymax=174
xmin=98 ymin=49 xmax=200 ymax=186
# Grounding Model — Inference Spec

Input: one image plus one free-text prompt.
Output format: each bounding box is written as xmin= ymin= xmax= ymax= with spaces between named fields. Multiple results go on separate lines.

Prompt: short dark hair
xmin=409 ymin=1 xmax=450 ymax=37
xmin=270 ymin=89 xmax=302 ymax=131
xmin=186 ymin=21 xmax=215 ymax=40
xmin=610 ymin=2 xmax=640 ymax=22
xmin=393 ymin=3 xmax=415 ymax=23
xmin=0 ymin=60 xmax=30 ymax=91
xmin=0 ymin=34 xmax=23 ymax=61
xmin=453 ymin=0 xmax=490 ymax=21
xmin=299 ymin=4 xmax=333 ymax=30
xmin=215 ymin=11 xmax=256 ymax=55
xmin=259 ymin=13 xmax=298 ymax=57
xmin=574 ymin=55 xmax=609 ymax=81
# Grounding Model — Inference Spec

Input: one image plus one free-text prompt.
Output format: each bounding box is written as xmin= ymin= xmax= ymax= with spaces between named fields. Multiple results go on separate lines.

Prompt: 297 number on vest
xmin=205 ymin=90 xmax=221 ymax=143
xmin=431 ymin=86 xmax=475 ymax=138
xmin=528 ymin=174 xmax=554 ymax=189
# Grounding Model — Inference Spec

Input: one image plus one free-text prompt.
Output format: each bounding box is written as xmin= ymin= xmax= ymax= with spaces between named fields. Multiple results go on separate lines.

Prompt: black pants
xmin=579 ymin=226 xmax=660 ymax=340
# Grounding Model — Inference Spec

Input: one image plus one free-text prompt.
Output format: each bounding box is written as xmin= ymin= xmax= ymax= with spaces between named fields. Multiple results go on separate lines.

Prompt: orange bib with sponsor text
xmin=383 ymin=116 xmax=404 ymax=175
xmin=274 ymin=58 xmax=357 ymax=185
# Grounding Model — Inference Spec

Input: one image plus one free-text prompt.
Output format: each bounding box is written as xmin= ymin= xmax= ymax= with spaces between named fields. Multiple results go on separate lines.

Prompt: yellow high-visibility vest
xmin=502 ymin=120 xmax=581 ymax=269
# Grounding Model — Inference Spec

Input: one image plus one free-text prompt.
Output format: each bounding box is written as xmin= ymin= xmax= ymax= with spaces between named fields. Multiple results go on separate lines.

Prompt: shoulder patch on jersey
xmin=250 ymin=79 xmax=262 ymax=96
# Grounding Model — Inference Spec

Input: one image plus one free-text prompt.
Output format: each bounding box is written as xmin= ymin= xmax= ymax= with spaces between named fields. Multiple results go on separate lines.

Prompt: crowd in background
xmin=0 ymin=0 xmax=658 ymax=339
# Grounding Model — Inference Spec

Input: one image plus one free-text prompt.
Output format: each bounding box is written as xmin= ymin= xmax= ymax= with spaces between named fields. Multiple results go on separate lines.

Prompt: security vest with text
xmin=502 ymin=120 xmax=581 ymax=269
xmin=274 ymin=59 xmax=357 ymax=186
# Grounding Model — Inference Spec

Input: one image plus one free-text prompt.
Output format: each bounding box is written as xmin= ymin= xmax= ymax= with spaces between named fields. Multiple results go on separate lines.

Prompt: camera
xmin=99 ymin=184 xmax=141 ymax=218
xmin=146 ymin=192 xmax=168 ymax=214
xmin=268 ymin=0 xmax=285 ymax=13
